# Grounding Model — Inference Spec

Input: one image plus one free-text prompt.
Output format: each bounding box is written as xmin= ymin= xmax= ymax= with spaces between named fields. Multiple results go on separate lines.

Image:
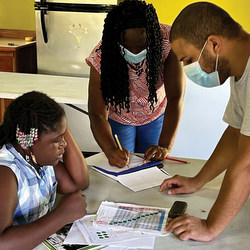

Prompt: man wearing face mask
xmin=160 ymin=2 xmax=250 ymax=242
xmin=183 ymin=40 xmax=220 ymax=87
xmin=86 ymin=0 xmax=184 ymax=167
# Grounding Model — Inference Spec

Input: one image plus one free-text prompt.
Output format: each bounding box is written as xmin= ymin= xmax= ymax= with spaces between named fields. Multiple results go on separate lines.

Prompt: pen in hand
xmin=114 ymin=134 xmax=129 ymax=167
xmin=114 ymin=134 xmax=123 ymax=151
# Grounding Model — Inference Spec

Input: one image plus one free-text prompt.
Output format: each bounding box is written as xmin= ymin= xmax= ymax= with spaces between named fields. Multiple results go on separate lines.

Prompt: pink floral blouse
xmin=86 ymin=24 xmax=171 ymax=126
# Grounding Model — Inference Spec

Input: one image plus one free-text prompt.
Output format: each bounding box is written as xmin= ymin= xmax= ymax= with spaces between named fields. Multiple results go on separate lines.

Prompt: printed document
xmin=88 ymin=152 xmax=170 ymax=191
xmin=94 ymin=201 xmax=170 ymax=235
xmin=64 ymin=201 xmax=172 ymax=248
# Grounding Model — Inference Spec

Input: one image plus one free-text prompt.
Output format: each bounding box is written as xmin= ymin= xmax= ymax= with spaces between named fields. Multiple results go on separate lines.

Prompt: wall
xmin=149 ymin=0 xmax=249 ymax=32
xmin=0 ymin=0 xmax=36 ymax=30
xmin=1 ymin=1 xmax=249 ymax=32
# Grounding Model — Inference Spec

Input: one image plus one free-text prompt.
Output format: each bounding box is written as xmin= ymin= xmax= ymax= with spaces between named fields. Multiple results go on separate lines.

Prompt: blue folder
xmin=93 ymin=160 xmax=163 ymax=177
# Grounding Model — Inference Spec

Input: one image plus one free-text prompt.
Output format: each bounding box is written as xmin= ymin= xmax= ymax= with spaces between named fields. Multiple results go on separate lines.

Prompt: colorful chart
xmin=94 ymin=202 xmax=168 ymax=234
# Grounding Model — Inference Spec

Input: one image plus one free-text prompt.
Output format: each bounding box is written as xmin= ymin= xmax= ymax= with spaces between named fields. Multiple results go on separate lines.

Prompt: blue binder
xmin=93 ymin=160 xmax=163 ymax=177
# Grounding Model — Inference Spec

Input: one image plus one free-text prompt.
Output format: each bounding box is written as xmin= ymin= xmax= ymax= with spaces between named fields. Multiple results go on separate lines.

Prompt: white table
xmin=0 ymin=71 xmax=88 ymax=105
xmin=35 ymin=154 xmax=250 ymax=250
xmin=0 ymin=71 xmax=99 ymax=153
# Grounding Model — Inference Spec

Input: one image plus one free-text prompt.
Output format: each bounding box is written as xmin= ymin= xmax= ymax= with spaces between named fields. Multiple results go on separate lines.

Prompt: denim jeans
xmin=108 ymin=113 xmax=164 ymax=153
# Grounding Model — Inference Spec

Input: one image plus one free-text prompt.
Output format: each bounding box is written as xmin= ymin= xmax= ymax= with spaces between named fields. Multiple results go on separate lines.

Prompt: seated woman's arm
xmin=54 ymin=128 xmax=89 ymax=194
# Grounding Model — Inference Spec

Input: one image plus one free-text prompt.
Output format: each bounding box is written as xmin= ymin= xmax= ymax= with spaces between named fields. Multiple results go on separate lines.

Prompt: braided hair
xmin=100 ymin=0 xmax=162 ymax=113
xmin=0 ymin=91 xmax=65 ymax=148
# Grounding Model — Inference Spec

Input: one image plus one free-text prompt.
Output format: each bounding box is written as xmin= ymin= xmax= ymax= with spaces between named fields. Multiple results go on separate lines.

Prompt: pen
xmin=114 ymin=134 xmax=122 ymax=151
xmin=114 ymin=134 xmax=129 ymax=167
xmin=165 ymin=157 xmax=189 ymax=164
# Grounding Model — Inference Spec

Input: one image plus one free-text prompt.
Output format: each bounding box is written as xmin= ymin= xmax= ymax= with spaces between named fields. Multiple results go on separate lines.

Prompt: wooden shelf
xmin=0 ymin=29 xmax=37 ymax=123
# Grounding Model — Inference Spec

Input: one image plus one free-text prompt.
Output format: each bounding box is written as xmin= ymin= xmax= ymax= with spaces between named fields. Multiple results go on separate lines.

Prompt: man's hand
xmin=159 ymin=175 xmax=201 ymax=195
xmin=166 ymin=215 xmax=215 ymax=242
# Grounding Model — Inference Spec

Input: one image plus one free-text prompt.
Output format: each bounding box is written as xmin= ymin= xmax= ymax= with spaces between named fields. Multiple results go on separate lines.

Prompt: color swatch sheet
xmin=94 ymin=201 xmax=169 ymax=235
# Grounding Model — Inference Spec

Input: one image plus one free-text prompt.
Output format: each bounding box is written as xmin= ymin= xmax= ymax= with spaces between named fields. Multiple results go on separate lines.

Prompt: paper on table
xmin=117 ymin=167 xmax=171 ymax=192
xmin=91 ymin=153 xmax=163 ymax=175
xmin=89 ymin=153 xmax=144 ymax=173
xmin=89 ymin=152 xmax=168 ymax=191
xmin=63 ymin=220 xmax=88 ymax=245
xmin=94 ymin=201 xmax=170 ymax=235
xmin=65 ymin=215 xmax=156 ymax=248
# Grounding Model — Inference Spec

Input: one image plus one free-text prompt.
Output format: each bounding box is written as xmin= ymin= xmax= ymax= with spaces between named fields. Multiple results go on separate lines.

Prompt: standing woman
xmin=86 ymin=0 xmax=185 ymax=167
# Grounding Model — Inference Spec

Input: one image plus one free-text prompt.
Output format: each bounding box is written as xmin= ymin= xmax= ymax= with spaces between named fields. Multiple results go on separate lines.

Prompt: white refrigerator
xmin=35 ymin=0 xmax=117 ymax=155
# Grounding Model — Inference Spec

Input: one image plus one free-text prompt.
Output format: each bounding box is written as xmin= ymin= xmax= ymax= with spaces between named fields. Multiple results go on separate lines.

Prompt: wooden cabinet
xmin=0 ymin=29 xmax=37 ymax=123
xmin=0 ymin=40 xmax=37 ymax=73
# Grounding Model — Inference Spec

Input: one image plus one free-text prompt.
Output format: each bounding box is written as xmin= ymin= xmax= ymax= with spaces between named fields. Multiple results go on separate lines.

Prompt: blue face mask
xmin=183 ymin=41 xmax=220 ymax=88
xmin=120 ymin=45 xmax=147 ymax=64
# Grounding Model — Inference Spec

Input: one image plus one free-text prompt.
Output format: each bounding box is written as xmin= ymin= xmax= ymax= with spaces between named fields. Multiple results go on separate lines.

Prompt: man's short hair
xmin=169 ymin=2 xmax=242 ymax=48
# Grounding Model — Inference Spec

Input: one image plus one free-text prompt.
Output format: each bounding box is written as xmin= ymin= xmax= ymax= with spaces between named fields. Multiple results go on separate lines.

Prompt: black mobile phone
xmin=167 ymin=201 xmax=187 ymax=222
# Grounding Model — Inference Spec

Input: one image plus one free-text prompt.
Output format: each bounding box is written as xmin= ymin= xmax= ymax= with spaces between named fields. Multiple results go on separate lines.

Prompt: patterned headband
xmin=16 ymin=125 xmax=38 ymax=149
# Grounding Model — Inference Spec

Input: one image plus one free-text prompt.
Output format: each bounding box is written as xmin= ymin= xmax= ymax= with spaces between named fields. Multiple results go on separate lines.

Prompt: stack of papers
xmin=89 ymin=153 xmax=171 ymax=192
xmin=64 ymin=201 xmax=171 ymax=249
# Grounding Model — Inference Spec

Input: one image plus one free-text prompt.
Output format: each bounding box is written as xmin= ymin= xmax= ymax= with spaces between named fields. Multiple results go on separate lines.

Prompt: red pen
xmin=165 ymin=157 xmax=189 ymax=164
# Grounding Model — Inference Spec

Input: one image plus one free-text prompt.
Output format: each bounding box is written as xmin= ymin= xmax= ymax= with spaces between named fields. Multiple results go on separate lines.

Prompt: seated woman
xmin=0 ymin=91 xmax=89 ymax=249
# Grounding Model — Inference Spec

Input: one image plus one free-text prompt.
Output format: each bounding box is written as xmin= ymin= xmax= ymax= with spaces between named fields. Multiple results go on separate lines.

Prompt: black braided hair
xmin=0 ymin=91 xmax=65 ymax=148
xmin=100 ymin=0 xmax=162 ymax=113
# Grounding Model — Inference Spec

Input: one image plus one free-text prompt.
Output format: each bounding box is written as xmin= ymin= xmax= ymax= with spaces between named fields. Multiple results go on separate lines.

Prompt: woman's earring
xmin=31 ymin=152 xmax=38 ymax=164
xmin=25 ymin=154 xmax=30 ymax=162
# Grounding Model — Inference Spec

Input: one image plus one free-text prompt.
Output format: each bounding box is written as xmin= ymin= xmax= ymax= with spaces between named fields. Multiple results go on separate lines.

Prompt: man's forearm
xmin=194 ymin=126 xmax=239 ymax=187
xmin=206 ymin=159 xmax=250 ymax=237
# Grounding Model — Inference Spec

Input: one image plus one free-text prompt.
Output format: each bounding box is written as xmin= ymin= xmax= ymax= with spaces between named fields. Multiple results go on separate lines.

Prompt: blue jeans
xmin=108 ymin=113 xmax=164 ymax=153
